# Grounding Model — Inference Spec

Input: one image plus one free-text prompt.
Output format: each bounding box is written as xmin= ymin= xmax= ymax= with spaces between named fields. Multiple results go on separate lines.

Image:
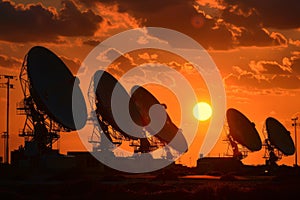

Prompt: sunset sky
xmin=0 ymin=0 xmax=299 ymax=167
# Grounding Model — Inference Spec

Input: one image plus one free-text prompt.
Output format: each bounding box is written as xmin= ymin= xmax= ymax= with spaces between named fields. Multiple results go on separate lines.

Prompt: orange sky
xmin=0 ymin=0 xmax=299 ymax=167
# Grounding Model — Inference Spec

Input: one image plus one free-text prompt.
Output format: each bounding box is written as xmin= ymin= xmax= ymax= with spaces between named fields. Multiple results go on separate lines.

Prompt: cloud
xmin=225 ymin=52 xmax=300 ymax=91
xmin=138 ymin=52 xmax=158 ymax=62
xmin=225 ymin=84 xmax=296 ymax=96
xmin=290 ymin=55 xmax=300 ymax=75
xmin=0 ymin=54 xmax=22 ymax=68
xmin=92 ymin=2 xmax=141 ymax=37
xmin=97 ymin=49 xmax=137 ymax=77
xmin=76 ymin=0 xmax=292 ymax=49
xmin=272 ymin=75 xmax=300 ymax=89
xmin=1 ymin=0 xmax=292 ymax=49
xmin=270 ymin=32 xmax=288 ymax=46
xmin=168 ymin=61 xmax=183 ymax=71
xmin=0 ymin=0 xmax=103 ymax=42
xmin=75 ymin=0 xmax=235 ymax=49
xmin=60 ymin=55 xmax=81 ymax=74
xmin=249 ymin=60 xmax=292 ymax=75
xmin=75 ymin=0 xmax=98 ymax=8
xmin=237 ymin=28 xmax=285 ymax=47
xmin=225 ymin=59 xmax=300 ymax=90
xmin=220 ymin=4 xmax=288 ymax=47
xmin=225 ymin=93 xmax=250 ymax=104
xmin=83 ymin=39 xmax=101 ymax=46
xmin=219 ymin=0 xmax=300 ymax=29
xmin=225 ymin=69 xmax=270 ymax=89
xmin=289 ymin=39 xmax=300 ymax=47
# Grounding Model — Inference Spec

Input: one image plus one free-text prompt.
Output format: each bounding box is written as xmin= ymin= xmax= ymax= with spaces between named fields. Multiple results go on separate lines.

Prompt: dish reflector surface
xmin=26 ymin=46 xmax=87 ymax=130
xmin=226 ymin=108 xmax=262 ymax=151
xmin=266 ymin=117 xmax=295 ymax=156
xmin=130 ymin=85 xmax=188 ymax=153
xmin=93 ymin=70 xmax=142 ymax=139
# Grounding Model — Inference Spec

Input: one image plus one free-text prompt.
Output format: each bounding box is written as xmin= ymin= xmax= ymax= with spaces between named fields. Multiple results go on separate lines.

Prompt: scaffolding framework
xmin=17 ymin=56 xmax=61 ymax=154
xmin=86 ymin=73 xmax=163 ymax=155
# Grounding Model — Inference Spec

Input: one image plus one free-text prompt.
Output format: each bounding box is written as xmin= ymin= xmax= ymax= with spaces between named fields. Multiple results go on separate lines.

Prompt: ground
xmin=1 ymin=166 xmax=300 ymax=200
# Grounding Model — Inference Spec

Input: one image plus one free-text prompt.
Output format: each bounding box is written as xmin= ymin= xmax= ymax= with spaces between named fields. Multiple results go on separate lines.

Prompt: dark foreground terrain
xmin=1 ymin=165 xmax=300 ymax=200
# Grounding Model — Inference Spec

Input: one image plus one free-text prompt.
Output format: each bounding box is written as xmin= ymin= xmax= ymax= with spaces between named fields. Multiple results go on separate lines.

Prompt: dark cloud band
xmin=0 ymin=0 xmax=103 ymax=42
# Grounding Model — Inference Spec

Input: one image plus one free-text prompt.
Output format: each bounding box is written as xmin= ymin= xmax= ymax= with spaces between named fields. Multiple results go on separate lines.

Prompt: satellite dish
xmin=226 ymin=108 xmax=262 ymax=151
xmin=129 ymin=85 xmax=188 ymax=153
xmin=26 ymin=46 xmax=87 ymax=130
xmin=90 ymin=70 xmax=161 ymax=154
xmin=265 ymin=117 xmax=295 ymax=156
xmin=17 ymin=46 xmax=87 ymax=157
xmin=93 ymin=70 xmax=143 ymax=140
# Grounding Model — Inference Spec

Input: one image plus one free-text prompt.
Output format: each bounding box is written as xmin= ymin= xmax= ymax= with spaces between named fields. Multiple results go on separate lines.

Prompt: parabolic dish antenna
xmin=266 ymin=117 xmax=295 ymax=156
xmin=129 ymin=85 xmax=188 ymax=153
xmin=93 ymin=70 xmax=143 ymax=139
xmin=226 ymin=108 xmax=262 ymax=152
xmin=26 ymin=46 xmax=87 ymax=130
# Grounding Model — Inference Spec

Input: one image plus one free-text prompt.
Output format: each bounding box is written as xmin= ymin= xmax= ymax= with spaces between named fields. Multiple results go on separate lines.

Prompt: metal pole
xmin=292 ymin=117 xmax=298 ymax=167
xmin=5 ymin=78 xmax=10 ymax=164
xmin=0 ymin=75 xmax=15 ymax=164
xmin=295 ymin=120 xmax=297 ymax=167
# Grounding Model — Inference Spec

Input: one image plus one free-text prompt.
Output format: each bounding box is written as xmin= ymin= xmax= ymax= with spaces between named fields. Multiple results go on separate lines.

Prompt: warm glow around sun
xmin=193 ymin=102 xmax=212 ymax=121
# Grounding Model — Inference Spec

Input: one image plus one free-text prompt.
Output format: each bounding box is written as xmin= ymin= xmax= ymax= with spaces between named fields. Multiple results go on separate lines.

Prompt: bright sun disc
xmin=193 ymin=102 xmax=212 ymax=121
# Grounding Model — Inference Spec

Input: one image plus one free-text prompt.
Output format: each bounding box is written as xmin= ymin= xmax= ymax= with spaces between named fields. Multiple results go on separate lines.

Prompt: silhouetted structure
xmin=88 ymin=70 xmax=187 ymax=160
xmin=292 ymin=117 xmax=298 ymax=166
xmin=13 ymin=46 xmax=87 ymax=168
xmin=263 ymin=117 xmax=295 ymax=168
xmin=0 ymin=74 xmax=17 ymax=164
xmin=224 ymin=108 xmax=262 ymax=160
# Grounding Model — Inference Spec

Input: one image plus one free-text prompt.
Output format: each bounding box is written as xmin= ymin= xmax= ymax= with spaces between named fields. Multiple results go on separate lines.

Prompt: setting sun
xmin=193 ymin=102 xmax=212 ymax=121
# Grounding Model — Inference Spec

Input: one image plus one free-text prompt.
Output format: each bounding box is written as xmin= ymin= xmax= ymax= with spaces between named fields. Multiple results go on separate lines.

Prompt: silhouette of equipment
xmin=88 ymin=70 xmax=188 ymax=158
xmin=130 ymin=85 xmax=188 ymax=154
xmin=263 ymin=117 xmax=295 ymax=167
xmin=13 ymin=46 xmax=87 ymax=166
xmin=8 ymin=45 xmax=297 ymax=174
xmin=225 ymin=108 xmax=262 ymax=160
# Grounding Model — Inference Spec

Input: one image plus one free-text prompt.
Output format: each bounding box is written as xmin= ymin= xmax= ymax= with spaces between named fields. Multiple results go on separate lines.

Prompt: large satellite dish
xmin=265 ymin=117 xmax=295 ymax=156
xmin=18 ymin=46 xmax=87 ymax=155
xmin=263 ymin=117 xmax=295 ymax=166
xmin=26 ymin=46 xmax=87 ymax=130
xmin=225 ymin=108 xmax=262 ymax=159
xmin=129 ymin=85 xmax=188 ymax=153
xmin=93 ymin=70 xmax=143 ymax=140
xmin=89 ymin=70 xmax=160 ymax=153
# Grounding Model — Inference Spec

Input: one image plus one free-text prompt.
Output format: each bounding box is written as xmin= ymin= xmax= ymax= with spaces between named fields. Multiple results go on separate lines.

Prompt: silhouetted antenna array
xmin=88 ymin=70 xmax=143 ymax=152
xmin=87 ymin=70 xmax=187 ymax=159
xmin=89 ymin=71 xmax=155 ymax=153
xmin=7 ymin=44 xmax=297 ymax=170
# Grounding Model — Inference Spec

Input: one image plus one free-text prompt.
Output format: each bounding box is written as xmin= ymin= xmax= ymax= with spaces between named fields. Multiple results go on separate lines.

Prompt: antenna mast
xmin=0 ymin=74 xmax=17 ymax=164
xmin=292 ymin=117 xmax=298 ymax=167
